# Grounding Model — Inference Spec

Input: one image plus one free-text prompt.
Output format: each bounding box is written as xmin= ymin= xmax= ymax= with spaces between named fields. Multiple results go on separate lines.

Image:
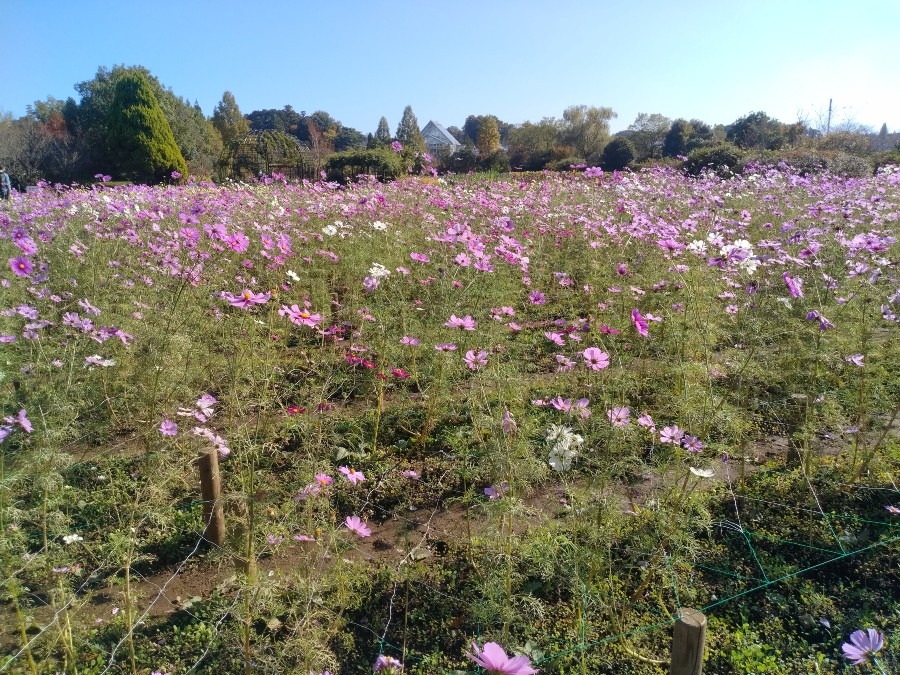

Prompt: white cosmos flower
xmin=689 ymin=467 xmax=715 ymax=478
xmin=63 ymin=533 xmax=84 ymax=545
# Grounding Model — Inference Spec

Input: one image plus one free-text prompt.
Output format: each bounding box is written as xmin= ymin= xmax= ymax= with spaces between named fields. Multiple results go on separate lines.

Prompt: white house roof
xmin=422 ymin=121 xmax=461 ymax=148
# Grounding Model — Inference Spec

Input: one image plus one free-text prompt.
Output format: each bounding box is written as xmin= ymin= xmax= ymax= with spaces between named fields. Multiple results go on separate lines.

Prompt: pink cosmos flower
xmin=410 ymin=252 xmax=430 ymax=263
xmin=279 ymin=304 xmax=322 ymax=328
xmin=502 ymin=410 xmax=517 ymax=435
xmin=607 ymin=406 xmax=630 ymax=427
xmin=9 ymin=257 xmax=33 ymax=277
xmin=402 ymin=470 xmax=420 ymax=479
xmin=549 ymin=396 xmax=571 ymax=413
xmin=159 ymin=419 xmax=178 ymax=436
xmin=373 ymin=654 xmax=403 ymax=672
xmin=529 ymin=290 xmax=546 ymax=305
xmin=224 ymin=289 xmax=270 ymax=309
xmin=842 ymin=628 xmax=884 ymax=665
xmin=572 ymin=398 xmax=591 ymax=419
xmin=631 ymin=308 xmax=649 ymax=337
xmin=446 ymin=314 xmax=477 ymax=330
xmin=435 ymin=343 xmax=457 ymax=351
xmin=660 ymin=425 xmax=685 ymax=445
xmin=783 ymin=272 xmax=804 ymax=298
xmin=400 ymin=335 xmax=420 ymax=346
xmin=464 ymin=349 xmax=489 ymax=370
xmin=5 ymin=409 xmax=33 ymax=433
xmin=315 ymin=473 xmax=334 ymax=486
xmin=637 ymin=413 xmax=656 ymax=432
xmin=556 ymin=355 xmax=575 ymax=372
xmin=484 ymin=483 xmax=509 ymax=499
xmin=544 ymin=331 xmax=565 ymax=346
xmin=466 ymin=641 xmax=539 ymax=674
xmin=682 ymin=435 xmax=704 ymax=452
xmin=845 ymin=354 xmax=864 ymax=367
xmin=339 ymin=466 xmax=366 ymax=484
xmin=344 ymin=515 xmax=371 ymax=537
xmin=582 ymin=347 xmax=610 ymax=370
xmin=293 ymin=534 xmax=315 ymax=542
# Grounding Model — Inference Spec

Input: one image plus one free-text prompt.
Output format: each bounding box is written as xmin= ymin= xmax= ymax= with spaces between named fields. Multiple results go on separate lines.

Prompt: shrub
xmin=871 ymin=150 xmax=900 ymax=174
xmin=775 ymin=149 xmax=829 ymax=175
xmin=478 ymin=149 xmax=510 ymax=173
xmin=826 ymin=152 xmax=873 ymax=178
xmin=325 ymin=148 xmax=404 ymax=182
xmin=684 ymin=142 xmax=744 ymax=176
xmin=600 ymin=137 xmax=635 ymax=171
xmin=545 ymin=156 xmax=585 ymax=172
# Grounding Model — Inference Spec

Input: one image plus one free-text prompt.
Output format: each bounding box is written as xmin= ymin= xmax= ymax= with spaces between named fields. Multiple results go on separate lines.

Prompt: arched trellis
xmin=219 ymin=130 xmax=316 ymax=182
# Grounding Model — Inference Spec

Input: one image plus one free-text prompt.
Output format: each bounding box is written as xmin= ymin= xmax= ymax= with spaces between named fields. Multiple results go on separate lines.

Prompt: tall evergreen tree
xmin=212 ymin=91 xmax=250 ymax=147
xmin=395 ymin=106 xmax=425 ymax=152
xmin=107 ymin=72 xmax=187 ymax=183
xmin=374 ymin=116 xmax=391 ymax=145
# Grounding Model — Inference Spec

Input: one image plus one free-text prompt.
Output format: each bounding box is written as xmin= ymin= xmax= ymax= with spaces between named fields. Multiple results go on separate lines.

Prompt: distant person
xmin=0 ymin=166 xmax=10 ymax=201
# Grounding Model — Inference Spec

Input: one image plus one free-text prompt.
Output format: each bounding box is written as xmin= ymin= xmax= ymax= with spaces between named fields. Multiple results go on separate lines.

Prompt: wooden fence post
xmin=670 ymin=608 xmax=707 ymax=675
xmin=198 ymin=448 xmax=225 ymax=547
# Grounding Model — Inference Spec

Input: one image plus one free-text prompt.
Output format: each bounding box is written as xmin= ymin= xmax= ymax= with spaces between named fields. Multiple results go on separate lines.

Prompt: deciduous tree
xmin=561 ymin=105 xmax=616 ymax=164
xmin=212 ymin=91 xmax=250 ymax=147
xmin=477 ymin=116 xmax=501 ymax=155
xmin=627 ymin=113 xmax=671 ymax=161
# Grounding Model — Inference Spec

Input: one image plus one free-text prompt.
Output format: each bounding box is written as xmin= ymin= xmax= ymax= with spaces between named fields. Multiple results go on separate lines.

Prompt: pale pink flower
xmin=660 ymin=425 xmax=684 ymax=445
xmin=464 ymin=349 xmax=489 ymax=370
xmin=344 ymin=515 xmax=371 ymax=537
xmin=582 ymin=347 xmax=609 ymax=370
xmin=339 ymin=466 xmax=366 ymax=484
xmin=607 ymin=406 xmax=630 ymax=427
xmin=159 ymin=419 xmax=178 ymax=436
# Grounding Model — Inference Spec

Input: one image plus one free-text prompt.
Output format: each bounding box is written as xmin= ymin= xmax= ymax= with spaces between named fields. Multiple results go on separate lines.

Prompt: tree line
xmin=1 ymin=64 xmax=897 ymax=188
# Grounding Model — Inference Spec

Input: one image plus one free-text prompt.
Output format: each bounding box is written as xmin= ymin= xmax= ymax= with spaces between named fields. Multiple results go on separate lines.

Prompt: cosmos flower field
xmin=1 ymin=165 xmax=899 ymax=674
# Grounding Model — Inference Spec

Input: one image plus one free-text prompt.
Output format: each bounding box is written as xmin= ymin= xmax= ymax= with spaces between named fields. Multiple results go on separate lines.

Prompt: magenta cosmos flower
xmin=841 ymin=628 xmax=884 ymax=665
xmin=631 ymin=308 xmax=649 ymax=337
xmin=9 ymin=256 xmax=33 ymax=277
xmin=466 ymin=642 xmax=539 ymax=674
xmin=279 ymin=304 xmax=322 ymax=328
xmin=782 ymin=272 xmax=804 ymax=298
xmin=582 ymin=347 xmax=609 ymax=370
xmin=223 ymin=289 xmax=270 ymax=309
xmin=344 ymin=515 xmax=371 ymax=537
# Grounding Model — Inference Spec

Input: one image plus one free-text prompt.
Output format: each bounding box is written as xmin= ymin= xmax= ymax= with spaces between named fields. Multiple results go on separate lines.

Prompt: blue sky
xmin=4 ymin=0 xmax=899 ymax=134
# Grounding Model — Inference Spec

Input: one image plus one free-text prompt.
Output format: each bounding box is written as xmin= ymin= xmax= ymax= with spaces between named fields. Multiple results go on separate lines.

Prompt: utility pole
xmin=826 ymin=98 xmax=832 ymax=134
